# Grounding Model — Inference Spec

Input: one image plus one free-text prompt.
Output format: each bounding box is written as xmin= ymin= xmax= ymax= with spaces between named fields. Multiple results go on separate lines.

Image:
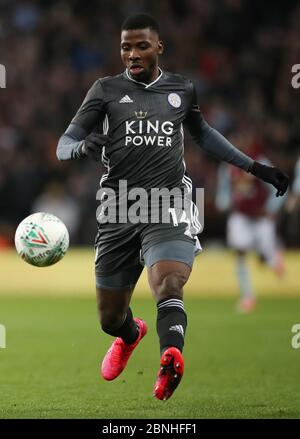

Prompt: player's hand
xmin=82 ymin=133 xmax=110 ymax=161
xmin=250 ymin=161 xmax=289 ymax=197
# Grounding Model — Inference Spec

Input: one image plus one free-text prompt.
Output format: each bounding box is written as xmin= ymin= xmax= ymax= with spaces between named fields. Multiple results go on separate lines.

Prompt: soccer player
xmin=215 ymin=140 xmax=286 ymax=313
xmin=56 ymin=14 xmax=289 ymax=400
xmin=293 ymin=157 xmax=300 ymax=197
xmin=285 ymin=156 xmax=300 ymax=243
xmin=287 ymin=156 xmax=300 ymax=208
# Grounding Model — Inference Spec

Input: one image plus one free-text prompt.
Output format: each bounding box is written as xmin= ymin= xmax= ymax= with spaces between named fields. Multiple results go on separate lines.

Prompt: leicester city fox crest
xmin=168 ymin=93 xmax=181 ymax=108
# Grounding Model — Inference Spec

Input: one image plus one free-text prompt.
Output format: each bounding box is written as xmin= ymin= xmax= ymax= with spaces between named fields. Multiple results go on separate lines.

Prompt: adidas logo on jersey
xmin=169 ymin=325 xmax=184 ymax=337
xmin=119 ymin=95 xmax=133 ymax=103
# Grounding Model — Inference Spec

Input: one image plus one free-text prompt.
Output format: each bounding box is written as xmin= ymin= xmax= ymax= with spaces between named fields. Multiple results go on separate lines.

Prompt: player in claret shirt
xmin=216 ymin=135 xmax=286 ymax=313
xmin=57 ymin=14 xmax=289 ymax=400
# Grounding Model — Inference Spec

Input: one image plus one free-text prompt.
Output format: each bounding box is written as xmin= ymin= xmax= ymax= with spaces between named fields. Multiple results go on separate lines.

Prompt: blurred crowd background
xmin=0 ymin=0 xmax=300 ymax=248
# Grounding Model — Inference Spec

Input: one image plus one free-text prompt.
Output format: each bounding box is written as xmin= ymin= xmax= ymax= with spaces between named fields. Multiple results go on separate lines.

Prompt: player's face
xmin=121 ymin=28 xmax=163 ymax=83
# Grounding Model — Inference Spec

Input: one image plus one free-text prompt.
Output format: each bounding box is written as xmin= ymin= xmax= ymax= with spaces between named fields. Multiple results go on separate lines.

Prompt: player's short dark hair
xmin=121 ymin=14 xmax=159 ymax=35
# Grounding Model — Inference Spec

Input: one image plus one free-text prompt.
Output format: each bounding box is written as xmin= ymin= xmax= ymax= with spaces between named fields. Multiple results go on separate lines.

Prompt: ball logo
xmin=168 ymin=93 xmax=181 ymax=108
xmin=23 ymin=225 xmax=49 ymax=248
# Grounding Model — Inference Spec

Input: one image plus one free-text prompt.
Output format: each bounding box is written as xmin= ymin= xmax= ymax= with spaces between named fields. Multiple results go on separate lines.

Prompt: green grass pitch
xmin=1 ymin=295 xmax=300 ymax=419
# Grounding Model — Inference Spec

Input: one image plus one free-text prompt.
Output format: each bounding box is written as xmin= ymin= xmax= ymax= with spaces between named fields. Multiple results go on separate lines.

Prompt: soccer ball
xmin=15 ymin=212 xmax=69 ymax=267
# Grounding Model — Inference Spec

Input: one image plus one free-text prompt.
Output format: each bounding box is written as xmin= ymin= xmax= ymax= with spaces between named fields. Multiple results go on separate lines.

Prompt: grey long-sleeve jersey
xmin=57 ymin=69 xmax=253 ymax=193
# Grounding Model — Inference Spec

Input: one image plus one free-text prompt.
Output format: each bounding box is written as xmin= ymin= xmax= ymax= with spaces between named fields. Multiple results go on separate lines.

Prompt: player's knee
xmin=154 ymin=272 xmax=188 ymax=300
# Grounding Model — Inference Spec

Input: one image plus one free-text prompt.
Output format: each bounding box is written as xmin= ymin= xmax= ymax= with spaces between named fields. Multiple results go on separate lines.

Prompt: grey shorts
xmin=95 ymin=222 xmax=201 ymax=290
